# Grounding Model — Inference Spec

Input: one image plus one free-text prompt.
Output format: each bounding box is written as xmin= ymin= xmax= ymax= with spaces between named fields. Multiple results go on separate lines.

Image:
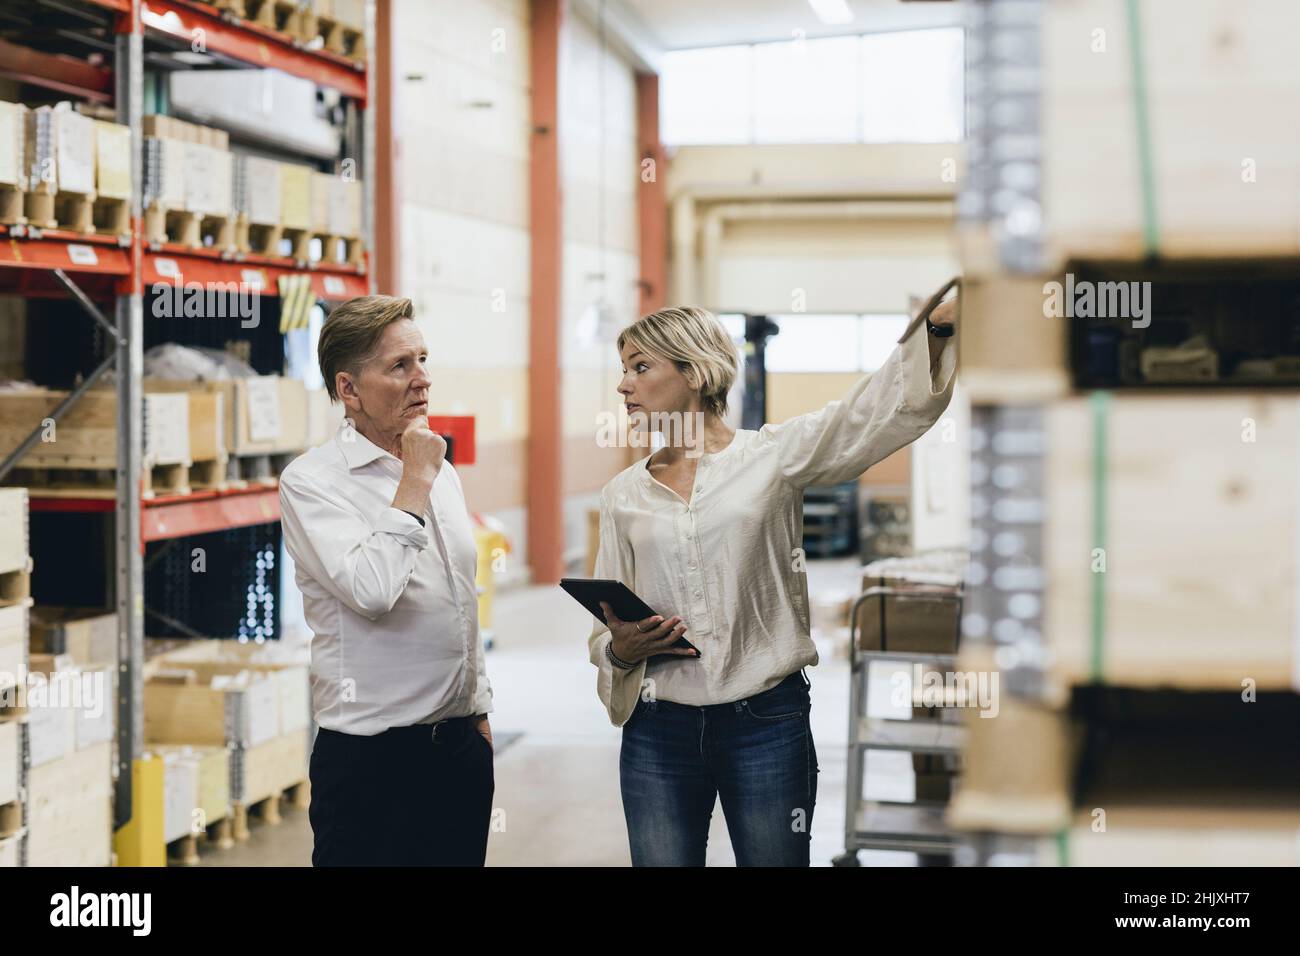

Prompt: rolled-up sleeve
xmin=765 ymin=327 xmax=957 ymax=489
xmin=587 ymin=490 xmax=646 ymax=726
xmin=280 ymin=470 xmax=429 ymax=621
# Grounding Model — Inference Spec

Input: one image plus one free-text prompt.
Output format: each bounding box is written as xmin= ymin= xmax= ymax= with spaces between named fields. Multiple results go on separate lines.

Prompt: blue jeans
xmin=620 ymin=671 xmax=818 ymax=867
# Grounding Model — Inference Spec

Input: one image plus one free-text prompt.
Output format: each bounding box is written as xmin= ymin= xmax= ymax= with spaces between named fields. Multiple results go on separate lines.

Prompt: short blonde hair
xmin=618 ymin=306 xmax=738 ymax=418
xmin=318 ymin=295 xmax=413 ymax=401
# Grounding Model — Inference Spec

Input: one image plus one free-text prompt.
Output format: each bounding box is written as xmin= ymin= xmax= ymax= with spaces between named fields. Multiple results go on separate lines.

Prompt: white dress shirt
xmin=588 ymin=329 xmax=956 ymax=725
xmin=280 ymin=423 xmax=492 ymax=736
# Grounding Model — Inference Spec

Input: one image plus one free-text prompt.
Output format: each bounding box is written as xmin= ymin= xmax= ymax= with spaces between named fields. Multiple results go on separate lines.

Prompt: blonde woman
xmin=588 ymin=292 xmax=957 ymax=867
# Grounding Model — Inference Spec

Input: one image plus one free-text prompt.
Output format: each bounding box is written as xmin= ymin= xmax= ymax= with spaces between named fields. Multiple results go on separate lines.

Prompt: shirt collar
xmin=335 ymin=421 xmax=397 ymax=471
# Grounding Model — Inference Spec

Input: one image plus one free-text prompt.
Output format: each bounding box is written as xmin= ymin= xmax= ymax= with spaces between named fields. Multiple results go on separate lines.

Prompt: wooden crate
xmin=233 ymin=729 xmax=307 ymax=805
xmin=146 ymin=377 xmax=308 ymax=457
xmin=29 ymin=606 xmax=117 ymax=667
xmin=1042 ymin=0 xmax=1300 ymax=263
xmin=0 ymin=488 xmax=29 ymax=576
xmin=154 ymin=744 xmax=230 ymax=842
xmin=0 ymin=387 xmax=191 ymax=469
xmin=0 ymin=833 xmax=19 ymax=867
xmin=0 ymin=718 xmax=19 ymax=808
xmin=181 ymin=662 xmax=309 ymax=736
xmin=144 ymin=674 xmax=279 ymax=748
xmin=1045 ymin=393 xmax=1300 ymax=691
xmin=1048 ymin=807 xmax=1300 ymax=866
xmin=26 ymin=740 xmax=112 ymax=867
xmin=0 ymin=602 xmax=27 ymax=699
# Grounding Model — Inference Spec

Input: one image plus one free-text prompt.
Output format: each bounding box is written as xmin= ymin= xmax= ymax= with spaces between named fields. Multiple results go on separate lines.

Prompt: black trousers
xmin=309 ymin=716 xmax=495 ymax=866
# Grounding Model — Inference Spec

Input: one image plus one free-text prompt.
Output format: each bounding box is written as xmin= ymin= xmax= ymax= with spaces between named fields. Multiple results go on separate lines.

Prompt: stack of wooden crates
xmin=950 ymin=0 xmax=1300 ymax=866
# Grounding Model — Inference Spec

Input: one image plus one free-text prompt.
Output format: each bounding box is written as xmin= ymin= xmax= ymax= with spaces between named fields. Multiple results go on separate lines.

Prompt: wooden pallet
xmin=224 ymin=451 xmax=296 ymax=488
xmin=0 ymin=185 xmax=24 ymax=226
xmin=0 ymin=799 xmax=23 ymax=841
xmin=166 ymin=813 xmax=235 ymax=866
xmin=8 ymin=457 xmax=226 ymax=499
xmin=238 ymin=219 xmax=283 ymax=257
xmin=25 ymin=189 xmax=96 ymax=233
xmin=317 ymin=15 xmax=365 ymax=61
xmin=317 ymin=233 xmax=364 ymax=267
xmin=93 ymin=195 xmax=130 ymax=238
xmin=280 ymin=226 xmax=311 ymax=263
xmin=231 ymin=779 xmax=309 ymax=841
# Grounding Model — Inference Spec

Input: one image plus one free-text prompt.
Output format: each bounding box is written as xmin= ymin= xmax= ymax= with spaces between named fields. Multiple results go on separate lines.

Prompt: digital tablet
xmin=559 ymin=578 xmax=700 ymax=658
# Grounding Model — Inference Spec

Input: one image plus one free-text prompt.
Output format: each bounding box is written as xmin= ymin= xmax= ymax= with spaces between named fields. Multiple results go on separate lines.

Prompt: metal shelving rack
xmin=0 ymin=0 xmax=374 ymax=861
xmin=833 ymin=587 xmax=967 ymax=866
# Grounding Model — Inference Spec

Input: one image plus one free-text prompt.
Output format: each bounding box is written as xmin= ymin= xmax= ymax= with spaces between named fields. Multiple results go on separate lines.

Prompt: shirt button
xmin=694 ymin=590 xmax=702 ymax=598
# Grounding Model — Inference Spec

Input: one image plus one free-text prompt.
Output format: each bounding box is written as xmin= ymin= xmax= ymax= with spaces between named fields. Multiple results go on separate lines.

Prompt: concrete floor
xmin=188 ymin=558 xmax=929 ymax=867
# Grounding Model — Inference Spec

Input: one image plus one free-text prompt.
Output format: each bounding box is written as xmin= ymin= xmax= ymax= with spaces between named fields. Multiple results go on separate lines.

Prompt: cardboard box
xmin=309 ymin=171 xmax=333 ymax=233
xmin=1045 ymin=393 xmax=1300 ymax=690
xmin=92 ymin=121 xmax=131 ymax=200
xmin=182 ymin=142 xmax=232 ymax=218
xmin=1042 ymin=0 xmax=1300 ymax=261
xmin=155 ymin=744 xmax=230 ymax=842
xmin=236 ymin=155 xmax=281 ymax=225
xmin=53 ymin=106 xmax=94 ymax=195
xmin=279 ymin=163 xmax=312 ymax=230
xmin=328 ymin=177 xmax=362 ymax=238
xmin=0 ymin=100 xmax=27 ymax=189
xmin=856 ymin=581 xmax=961 ymax=654
xmin=30 ymin=608 xmax=118 ymax=667
xmin=26 ymin=740 xmax=112 ymax=866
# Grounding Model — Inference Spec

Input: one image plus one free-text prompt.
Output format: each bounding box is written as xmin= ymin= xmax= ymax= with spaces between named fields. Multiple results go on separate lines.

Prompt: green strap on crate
xmin=1090 ymin=391 xmax=1111 ymax=682
xmin=1124 ymin=0 xmax=1160 ymax=256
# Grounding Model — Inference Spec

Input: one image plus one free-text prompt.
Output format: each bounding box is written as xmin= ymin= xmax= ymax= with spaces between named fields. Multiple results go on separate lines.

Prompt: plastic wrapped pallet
xmin=0 ymin=100 xmax=26 ymax=189
xmin=143 ymin=136 xmax=186 ymax=210
xmin=24 ymin=106 xmax=56 ymax=193
xmin=92 ymin=121 xmax=131 ymax=201
xmin=279 ymin=163 xmax=311 ymax=230
xmin=182 ymin=142 xmax=232 ymax=218
xmin=328 ymin=177 xmax=362 ymax=238
xmin=309 ymin=171 xmax=333 ymax=233
xmin=234 ymin=154 xmax=281 ymax=226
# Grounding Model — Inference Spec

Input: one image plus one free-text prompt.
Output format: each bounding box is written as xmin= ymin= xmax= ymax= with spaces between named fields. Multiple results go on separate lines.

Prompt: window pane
xmin=660 ymin=46 xmax=753 ymax=145
xmin=753 ymin=36 xmax=860 ymax=144
xmin=859 ymin=314 xmax=911 ymax=371
xmin=860 ymin=28 xmax=964 ymax=143
xmin=765 ymin=315 xmax=861 ymax=372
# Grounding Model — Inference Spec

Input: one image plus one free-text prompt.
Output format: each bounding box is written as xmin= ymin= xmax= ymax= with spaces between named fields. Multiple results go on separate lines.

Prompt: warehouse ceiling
xmin=620 ymin=0 xmax=964 ymax=50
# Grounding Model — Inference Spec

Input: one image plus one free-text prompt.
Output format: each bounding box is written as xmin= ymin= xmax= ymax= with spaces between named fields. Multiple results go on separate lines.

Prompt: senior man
xmin=280 ymin=295 xmax=493 ymax=867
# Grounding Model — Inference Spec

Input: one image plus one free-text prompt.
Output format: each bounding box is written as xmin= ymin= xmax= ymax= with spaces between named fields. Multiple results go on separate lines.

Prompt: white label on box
xmin=154 ymin=257 xmax=179 ymax=278
xmin=323 ymin=275 xmax=345 ymax=296
xmin=246 ymin=376 xmax=282 ymax=443
xmin=143 ymin=393 xmax=191 ymax=466
xmin=66 ymin=244 xmax=98 ymax=266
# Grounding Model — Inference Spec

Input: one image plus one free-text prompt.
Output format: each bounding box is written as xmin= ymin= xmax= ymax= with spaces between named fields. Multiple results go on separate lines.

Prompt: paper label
xmin=66 ymin=244 xmax=98 ymax=266
xmin=245 ymin=376 xmax=282 ymax=443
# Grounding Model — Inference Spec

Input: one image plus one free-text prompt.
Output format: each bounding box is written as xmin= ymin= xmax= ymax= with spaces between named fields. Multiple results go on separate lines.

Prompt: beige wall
xmin=559 ymin=12 xmax=641 ymax=563
xmin=395 ymin=0 xmax=532 ymax=573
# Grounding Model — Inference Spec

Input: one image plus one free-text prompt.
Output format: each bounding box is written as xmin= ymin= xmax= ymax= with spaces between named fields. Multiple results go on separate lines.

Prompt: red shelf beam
xmin=0 ymin=37 xmax=115 ymax=103
xmin=29 ymin=485 xmax=283 ymax=543
xmin=144 ymin=248 xmax=370 ymax=301
xmin=141 ymin=0 xmax=366 ymax=102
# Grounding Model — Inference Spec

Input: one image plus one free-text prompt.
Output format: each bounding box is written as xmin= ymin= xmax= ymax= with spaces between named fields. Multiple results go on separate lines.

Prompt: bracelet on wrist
xmin=606 ymin=640 xmax=637 ymax=671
